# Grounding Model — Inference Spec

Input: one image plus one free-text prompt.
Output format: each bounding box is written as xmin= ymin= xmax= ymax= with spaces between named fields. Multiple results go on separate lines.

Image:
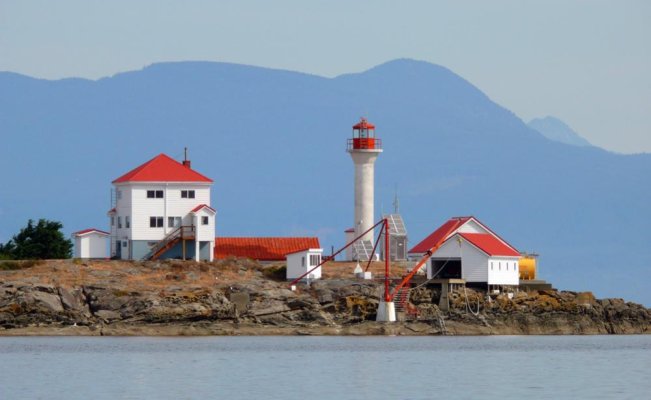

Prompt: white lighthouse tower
xmin=347 ymin=118 xmax=383 ymax=260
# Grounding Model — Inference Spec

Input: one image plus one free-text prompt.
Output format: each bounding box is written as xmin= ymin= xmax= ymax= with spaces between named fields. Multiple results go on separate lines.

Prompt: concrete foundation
xmin=376 ymin=301 xmax=396 ymax=322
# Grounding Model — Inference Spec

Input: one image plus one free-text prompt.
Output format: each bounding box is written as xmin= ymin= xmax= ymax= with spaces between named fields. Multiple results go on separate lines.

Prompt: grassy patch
xmin=0 ymin=260 xmax=43 ymax=271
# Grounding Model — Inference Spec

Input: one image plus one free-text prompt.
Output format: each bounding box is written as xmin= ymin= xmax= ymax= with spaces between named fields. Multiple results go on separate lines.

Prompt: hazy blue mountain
xmin=1 ymin=59 xmax=649 ymax=305
xmin=528 ymin=116 xmax=592 ymax=147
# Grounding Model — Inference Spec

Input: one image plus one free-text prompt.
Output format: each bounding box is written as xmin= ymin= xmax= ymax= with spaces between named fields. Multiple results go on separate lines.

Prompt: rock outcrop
xmin=0 ymin=259 xmax=649 ymax=335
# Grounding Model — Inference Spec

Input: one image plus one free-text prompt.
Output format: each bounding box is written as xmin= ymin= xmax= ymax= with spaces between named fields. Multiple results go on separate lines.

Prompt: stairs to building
xmin=143 ymin=225 xmax=195 ymax=261
xmin=352 ymin=240 xmax=374 ymax=261
xmin=393 ymin=286 xmax=411 ymax=313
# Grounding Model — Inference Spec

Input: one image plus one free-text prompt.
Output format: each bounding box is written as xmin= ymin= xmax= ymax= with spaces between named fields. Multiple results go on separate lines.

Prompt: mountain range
xmin=1 ymin=59 xmax=649 ymax=305
xmin=528 ymin=116 xmax=592 ymax=147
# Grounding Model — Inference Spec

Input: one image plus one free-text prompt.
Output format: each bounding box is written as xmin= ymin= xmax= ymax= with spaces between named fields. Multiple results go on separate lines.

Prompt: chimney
xmin=182 ymin=147 xmax=192 ymax=169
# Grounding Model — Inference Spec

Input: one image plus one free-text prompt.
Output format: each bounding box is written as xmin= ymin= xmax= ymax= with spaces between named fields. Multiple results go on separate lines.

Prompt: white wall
xmin=75 ymin=234 xmax=108 ymax=259
xmin=487 ymin=257 xmax=520 ymax=286
xmin=350 ymin=151 xmax=381 ymax=243
xmin=344 ymin=230 xmax=354 ymax=261
xmin=457 ymin=219 xmax=489 ymax=234
xmin=286 ymin=249 xmax=323 ymax=280
xmin=425 ymin=236 xmax=489 ymax=282
xmin=114 ymin=182 xmax=212 ymax=242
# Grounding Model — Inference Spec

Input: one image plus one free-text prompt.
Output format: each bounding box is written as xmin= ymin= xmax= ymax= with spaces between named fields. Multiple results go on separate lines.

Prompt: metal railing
xmin=143 ymin=225 xmax=195 ymax=260
xmin=347 ymin=138 xmax=382 ymax=151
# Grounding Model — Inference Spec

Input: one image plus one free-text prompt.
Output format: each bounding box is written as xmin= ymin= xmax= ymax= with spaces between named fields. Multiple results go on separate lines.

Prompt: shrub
xmin=262 ymin=265 xmax=287 ymax=281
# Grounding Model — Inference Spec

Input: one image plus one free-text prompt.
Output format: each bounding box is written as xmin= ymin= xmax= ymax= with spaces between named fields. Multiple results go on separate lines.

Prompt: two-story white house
xmin=108 ymin=153 xmax=216 ymax=261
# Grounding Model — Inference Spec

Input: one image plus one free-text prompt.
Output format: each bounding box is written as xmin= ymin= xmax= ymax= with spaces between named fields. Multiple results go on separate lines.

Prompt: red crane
xmin=289 ymin=218 xmax=456 ymax=308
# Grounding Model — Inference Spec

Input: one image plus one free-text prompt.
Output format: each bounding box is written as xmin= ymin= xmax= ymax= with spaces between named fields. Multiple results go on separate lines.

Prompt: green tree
xmin=2 ymin=219 xmax=72 ymax=260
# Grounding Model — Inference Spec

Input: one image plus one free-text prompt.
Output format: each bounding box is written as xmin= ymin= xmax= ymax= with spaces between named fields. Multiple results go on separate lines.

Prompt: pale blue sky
xmin=1 ymin=0 xmax=649 ymax=153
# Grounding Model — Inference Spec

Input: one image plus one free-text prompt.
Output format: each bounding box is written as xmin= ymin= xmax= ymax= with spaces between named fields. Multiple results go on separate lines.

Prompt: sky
xmin=1 ymin=0 xmax=649 ymax=154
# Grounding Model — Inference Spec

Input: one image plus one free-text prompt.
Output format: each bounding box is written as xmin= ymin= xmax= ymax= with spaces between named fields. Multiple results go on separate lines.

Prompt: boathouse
xmin=409 ymin=216 xmax=520 ymax=289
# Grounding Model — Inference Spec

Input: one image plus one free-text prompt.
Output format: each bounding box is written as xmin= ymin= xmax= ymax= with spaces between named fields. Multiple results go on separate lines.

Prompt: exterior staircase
xmin=352 ymin=240 xmax=374 ymax=261
xmin=143 ymin=225 xmax=195 ymax=261
xmin=393 ymin=286 xmax=411 ymax=313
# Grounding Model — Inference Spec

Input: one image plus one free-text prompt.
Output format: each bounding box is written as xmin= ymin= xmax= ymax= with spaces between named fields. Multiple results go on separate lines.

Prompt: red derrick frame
xmin=288 ymin=218 xmax=457 ymax=304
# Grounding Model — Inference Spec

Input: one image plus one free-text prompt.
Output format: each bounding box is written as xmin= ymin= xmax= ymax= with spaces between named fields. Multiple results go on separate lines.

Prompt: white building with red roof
xmin=72 ymin=228 xmax=110 ymax=259
xmin=409 ymin=216 xmax=520 ymax=288
xmin=108 ymin=153 xmax=215 ymax=261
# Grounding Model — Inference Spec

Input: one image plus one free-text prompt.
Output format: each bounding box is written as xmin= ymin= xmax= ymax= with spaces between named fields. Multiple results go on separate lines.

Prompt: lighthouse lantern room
xmin=346 ymin=118 xmax=383 ymax=261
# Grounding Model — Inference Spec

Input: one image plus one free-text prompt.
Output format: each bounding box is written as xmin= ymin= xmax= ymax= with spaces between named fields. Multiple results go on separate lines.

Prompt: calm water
xmin=1 ymin=335 xmax=649 ymax=400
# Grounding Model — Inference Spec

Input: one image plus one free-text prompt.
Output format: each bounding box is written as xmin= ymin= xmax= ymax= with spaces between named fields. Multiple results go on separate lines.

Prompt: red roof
xmin=214 ymin=237 xmax=321 ymax=261
xmin=409 ymin=217 xmax=471 ymax=253
xmin=191 ymin=204 xmax=216 ymax=213
xmin=112 ymin=153 xmax=212 ymax=183
xmin=73 ymin=228 xmax=110 ymax=236
xmin=458 ymin=233 xmax=520 ymax=257
xmin=353 ymin=117 xmax=375 ymax=130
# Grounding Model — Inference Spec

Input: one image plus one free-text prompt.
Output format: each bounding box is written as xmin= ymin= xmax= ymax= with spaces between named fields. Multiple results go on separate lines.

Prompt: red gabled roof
xmin=112 ymin=153 xmax=213 ymax=183
xmin=191 ymin=204 xmax=216 ymax=213
xmin=408 ymin=217 xmax=471 ymax=253
xmin=73 ymin=228 xmax=110 ymax=236
xmin=458 ymin=233 xmax=520 ymax=257
xmin=214 ymin=237 xmax=321 ymax=261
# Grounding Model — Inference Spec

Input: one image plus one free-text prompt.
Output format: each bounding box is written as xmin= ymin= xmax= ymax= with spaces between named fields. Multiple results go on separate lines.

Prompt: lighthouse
xmin=347 ymin=118 xmax=383 ymax=260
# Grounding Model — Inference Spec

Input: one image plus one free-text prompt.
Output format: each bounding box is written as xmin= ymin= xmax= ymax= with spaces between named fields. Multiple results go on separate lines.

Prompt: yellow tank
xmin=519 ymin=256 xmax=537 ymax=280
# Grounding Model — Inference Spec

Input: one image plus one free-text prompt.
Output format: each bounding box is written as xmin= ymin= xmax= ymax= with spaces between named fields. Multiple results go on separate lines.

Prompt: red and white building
xmin=409 ymin=216 xmax=520 ymax=289
xmin=108 ymin=153 xmax=216 ymax=261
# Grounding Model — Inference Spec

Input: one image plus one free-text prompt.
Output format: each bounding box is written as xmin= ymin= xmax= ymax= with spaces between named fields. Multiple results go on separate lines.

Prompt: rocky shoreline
xmin=0 ymin=259 xmax=649 ymax=336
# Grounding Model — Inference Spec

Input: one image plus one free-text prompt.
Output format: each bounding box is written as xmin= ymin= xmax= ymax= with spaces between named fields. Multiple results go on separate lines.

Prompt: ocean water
xmin=0 ymin=335 xmax=649 ymax=400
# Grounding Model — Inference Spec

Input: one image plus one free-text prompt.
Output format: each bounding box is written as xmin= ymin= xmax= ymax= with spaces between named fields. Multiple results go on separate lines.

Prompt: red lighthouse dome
xmin=348 ymin=117 xmax=382 ymax=151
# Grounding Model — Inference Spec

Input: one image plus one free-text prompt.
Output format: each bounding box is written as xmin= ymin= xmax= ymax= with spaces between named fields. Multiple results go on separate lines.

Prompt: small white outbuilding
xmin=72 ymin=228 xmax=110 ymax=259
xmin=286 ymin=248 xmax=323 ymax=281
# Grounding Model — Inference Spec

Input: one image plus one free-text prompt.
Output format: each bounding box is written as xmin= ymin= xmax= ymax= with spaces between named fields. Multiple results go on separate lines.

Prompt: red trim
xmin=112 ymin=153 xmax=213 ymax=183
xmin=73 ymin=228 xmax=110 ymax=236
xmin=408 ymin=217 xmax=470 ymax=253
xmin=191 ymin=204 xmax=216 ymax=213
xmin=107 ymin=207 xmax=116 ymax=214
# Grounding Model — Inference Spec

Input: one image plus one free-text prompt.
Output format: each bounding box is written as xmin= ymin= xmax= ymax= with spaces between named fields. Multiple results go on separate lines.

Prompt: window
xmin=118 ymin=216 xmax=122 ymax=229
xmin=301 ymin=257 xmax=305 ymax=267
xmin=111 ymin=216 xmax=115 ymax=227
xmin=309 ymin=254 xmax=321 ymax=267
xmin=122 ymin=241 xmax=127 ymax=248
xmin=499 ymin=262 xmax=501 ymax=271
xmin=168 ymin=217 xmax=182 ymax=228
xmin=490 ymin=262 xmax=493 ymax=271
xmin=201 ymin=216 xmax=209 ymax=225
xmin=125 ymin=216 xmax=130 ymax=228
xmin=149 ymin=216 xmax=163 ymax=228
xmin=147 ymin=190 xmax=164 ymax=199
xmin=181 ymin=190 xmax=195 ymax=199
xmin=117 ymin=190 xmax=122 ymax=200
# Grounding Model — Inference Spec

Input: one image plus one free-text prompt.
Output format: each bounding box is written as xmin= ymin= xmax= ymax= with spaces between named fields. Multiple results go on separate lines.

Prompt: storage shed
xmin=72 ymin=228 xmax=110 ymax=259
xmin=286 ymin=248 xmax=323 ymax=281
